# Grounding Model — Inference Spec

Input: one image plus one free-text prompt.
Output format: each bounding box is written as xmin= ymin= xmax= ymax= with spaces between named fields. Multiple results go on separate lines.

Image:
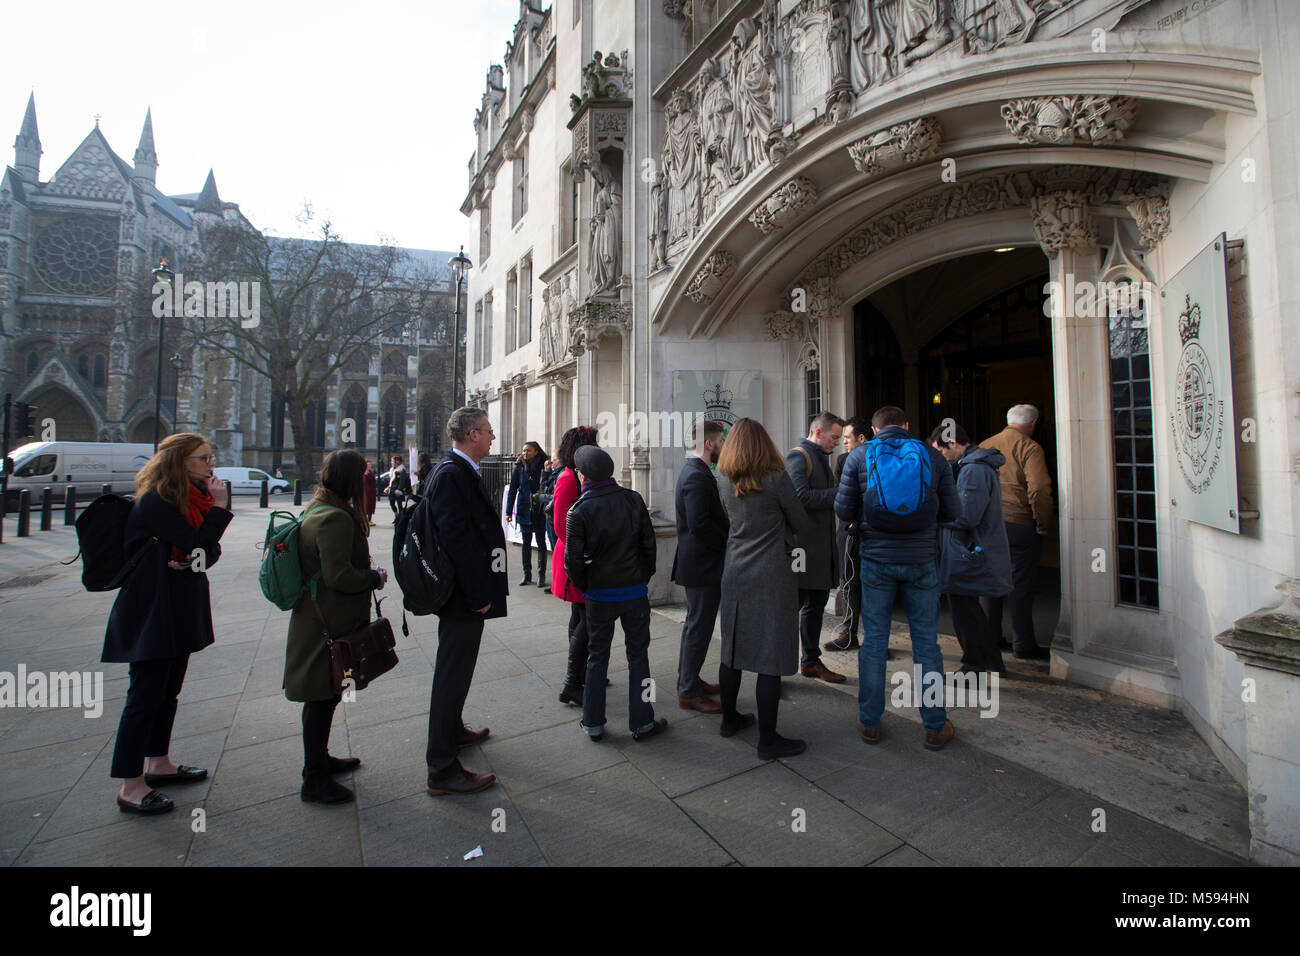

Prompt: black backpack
xmin=392 ymin=468 xmax=457 ymax=631
xmin=65 ymin=494 xmax=156 ymax=591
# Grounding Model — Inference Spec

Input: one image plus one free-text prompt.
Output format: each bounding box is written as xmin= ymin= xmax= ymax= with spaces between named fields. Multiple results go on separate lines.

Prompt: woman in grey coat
xmin=715 ymin=418 xmax=815 ymax=759
xmin=931 ymin=423 xmax=1013 ymax=675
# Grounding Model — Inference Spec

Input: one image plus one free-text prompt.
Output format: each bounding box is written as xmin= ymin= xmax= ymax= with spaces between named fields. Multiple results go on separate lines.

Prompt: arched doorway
xmin=23 ymin=385 xmax=98 ymax=442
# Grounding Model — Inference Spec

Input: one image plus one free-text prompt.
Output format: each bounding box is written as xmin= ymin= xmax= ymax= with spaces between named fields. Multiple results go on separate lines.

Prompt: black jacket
xmin=834 ymin=425 xmax=960 ymax=565
xmin=564 ymin=482 xmax=656 ymax=594
xmin=785 ymin=438 xmax=838 ymax=589
xmin=671 ymin=455 xmax=728 ymax=588
xmin=103 ymin=489 xmax=233 ymax=663
xmin=425 ymin=451 xmax=509 ymax=619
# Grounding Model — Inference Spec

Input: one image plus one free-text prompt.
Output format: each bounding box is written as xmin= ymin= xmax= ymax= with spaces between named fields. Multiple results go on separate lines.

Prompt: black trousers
xmin=563 ymin=603 xmax=589 ymax=690
xmin=982 ymin=522 xmax=1042 ymax=652
xmin=111 ymin=654 xmax=190 ymax=779
xmin=520 ymin=526 xmax=547 ymax=576
xmin=425 ymin=615 xmax=484 ymax=780
xmin=302 ymin=695 xmax=342 ymax=774
xmin=389 ymin=492 xmax=406 ymax=515
xmin=949 ymin=594 xmax=1004 ymax=672
xmin=677 ymin=584 xmax=721 ymax=699
xmin=797 ymin=588 xmax=829 ymax=667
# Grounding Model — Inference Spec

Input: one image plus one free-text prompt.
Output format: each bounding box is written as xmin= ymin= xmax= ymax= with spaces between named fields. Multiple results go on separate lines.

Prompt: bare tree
xmin=188 ymin=206 xmax=448 ymax=480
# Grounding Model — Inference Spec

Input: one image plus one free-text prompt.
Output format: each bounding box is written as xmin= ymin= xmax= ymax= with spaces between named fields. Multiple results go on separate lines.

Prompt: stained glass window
xmin=32 ymin=215 xmax=118 ymax=296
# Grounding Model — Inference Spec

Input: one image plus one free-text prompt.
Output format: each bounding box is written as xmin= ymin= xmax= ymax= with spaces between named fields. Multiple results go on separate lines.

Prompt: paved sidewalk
xmin=0 ymin=508 xmax=1249 ymax=866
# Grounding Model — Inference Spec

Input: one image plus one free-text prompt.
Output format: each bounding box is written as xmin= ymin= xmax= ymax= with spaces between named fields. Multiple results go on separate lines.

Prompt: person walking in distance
xmin=552 ymin=426 xmax=600 ymax=705
xmin=414 ymin=452 xmax=433 ymax=501
xmin=786 ymin=411 xmax=847 ymax=683
xmin=836 ymin=406 xmax=960 ymax=750
xmin=826 ymin=416 xmax=869 ymax=653
xmin=505 ymin=441 xmax=550 ymax=588
xmin=979 ymin=404 xmax=1055 ymax=661
xmin=715 ymin=418 xmax=816 ymax=759
xmin=930 ymin=423 xmax=1012 ymax=676
xmin=424 ymin=407 xmax=506 ymax=796
xmin=285 ymin=450 xmax=384 ymax=805
xmin=564 ymin=446 xmax=666 ymax=742
xmin=672 ymin=419 xmax=728 ymax=715
xmin=103 ymin=433 xmax=232 ymax=814
xmin=386 ymin=455 xmax=410 ymax=518
xmin=362 ymin=460 xmax=377 ymax=527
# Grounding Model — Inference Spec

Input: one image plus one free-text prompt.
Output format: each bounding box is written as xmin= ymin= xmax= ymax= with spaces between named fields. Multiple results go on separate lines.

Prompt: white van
xmin=213 ymin=466 xmax=291 ymax=495
xmin=2 ymin=441 xmax=154 ymax=505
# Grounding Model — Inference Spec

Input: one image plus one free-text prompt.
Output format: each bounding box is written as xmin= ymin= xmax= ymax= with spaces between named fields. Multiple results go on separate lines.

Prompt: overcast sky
xmin=2 ymin=0 xmax=522 ymax=253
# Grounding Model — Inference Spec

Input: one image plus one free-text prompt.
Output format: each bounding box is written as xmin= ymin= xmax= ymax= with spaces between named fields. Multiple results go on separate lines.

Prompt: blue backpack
xmin=863 ymin=436 xmax=932 ymax=530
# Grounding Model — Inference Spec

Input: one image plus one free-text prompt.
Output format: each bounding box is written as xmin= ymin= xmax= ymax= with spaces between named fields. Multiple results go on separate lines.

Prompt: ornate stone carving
xmin=500 ymin=371 xmax=527 ymax=391
xmin=700 ymin=57 xmax=747 ymax=217
xmin=663 ymin=0 xmax=687 ymax=17
xmin=764 ymin=310 xmax=802 ymax=340
xmin=1123 ymin=185 xmax=1171 ymax=249
xmin=589 ymin=162 xmax=623 ymax=294
xmin=732 ymin=18 xmax=779 ymax=167
xmin=522 ymin=107 xmax=535 ymax=133
xmin=44 ymin=140 xmax=129 ymax=202
xmin=662 ymin=88 xmax=702 ymax=246
xmin=803 ymin=275 xmax=843 ymax=321
xmin=568 ymin=300 xmax=632 ymax=355
xmin=685 ymin=251 xmax=737 ymax=304
xmin=1030 ymin=191 xmax=1097 ymax=253
xmin=1001 ymin=95 xmax=1136 ymax=146
xmin=571 ymin=105 xmax=628 ymax=182
xmin=825 ymin=2 xmax=854 ymax=124
xmin=650 ymin=170 xmax=670 ymax=271
xmin=748 ymin=176 xmax=818 ymax=234
xmin=570 ymin=50 xmax=632 ymax=113
xmin=965 ymin=0 xmax=1049 ymax=54
xmin=847 ymin=115 xmax=942 ymax=178
xmin=467 ymin=387 xmax=489 ymax=408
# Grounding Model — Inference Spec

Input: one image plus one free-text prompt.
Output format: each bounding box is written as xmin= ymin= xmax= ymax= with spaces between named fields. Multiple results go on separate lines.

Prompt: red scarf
xmin=172 ymin=480 xmax=214 ymax=562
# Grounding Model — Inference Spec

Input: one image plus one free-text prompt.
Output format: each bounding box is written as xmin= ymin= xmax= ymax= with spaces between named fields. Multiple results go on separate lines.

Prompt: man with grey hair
xmin=979 ymin=404 xmax=1055 ymax=661
xmin=421 ymin=406 xmax=507 ymax=795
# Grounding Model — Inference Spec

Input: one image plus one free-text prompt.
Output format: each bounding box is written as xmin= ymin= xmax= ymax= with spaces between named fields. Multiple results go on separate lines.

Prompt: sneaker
xmin=631 ymin=717 xmax=668 ymax=741
xmin=923 ymin=719 xmax=956 ymax=751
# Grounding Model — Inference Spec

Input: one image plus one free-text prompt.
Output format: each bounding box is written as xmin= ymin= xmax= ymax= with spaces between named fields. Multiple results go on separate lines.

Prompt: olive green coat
xmin=284 ymin=501 xmax=374 ymax=702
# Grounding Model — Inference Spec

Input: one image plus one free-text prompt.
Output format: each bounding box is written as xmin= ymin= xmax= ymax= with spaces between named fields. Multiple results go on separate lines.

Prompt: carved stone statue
xmin=700 ymin=58 xmax=746 ymax=195
xmin=850 ymin=0 xmax=898 ymax=92
xmin=732 ymin=18 xmax=775 ymax=172
xmin=649 ymin=170 xmax=669 ymax=270
xmin=539 ymin=284 xmax=556 ymax=366
xmin=662 ymin=89 xmax=702 ymax=244
xmin=588 ymin=161 xmax=623 ymax=294
xmin=897 ymin=0 xmax=957 ymax=65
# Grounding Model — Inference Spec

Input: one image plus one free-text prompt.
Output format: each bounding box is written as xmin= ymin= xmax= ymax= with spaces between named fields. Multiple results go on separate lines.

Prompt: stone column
xmin=1032 ymin=191 xmax=1106 ymax=656
xmin=1216 ymin=579 xmax=1300 ymax=865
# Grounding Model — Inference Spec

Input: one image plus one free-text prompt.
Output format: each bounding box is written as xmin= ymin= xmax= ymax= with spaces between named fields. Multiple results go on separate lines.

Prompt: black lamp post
xmin=150 ymin=257 xmax=175 ymax=451
xmin=170 ymin=353 xmax=184 ymax=428
xmin=448 ymin=246 xmax=472 ymax=408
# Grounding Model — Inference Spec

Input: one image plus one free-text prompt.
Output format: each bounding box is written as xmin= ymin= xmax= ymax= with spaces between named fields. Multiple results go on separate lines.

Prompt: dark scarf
xmin=580 ymin=476 xmax=619 ymax=494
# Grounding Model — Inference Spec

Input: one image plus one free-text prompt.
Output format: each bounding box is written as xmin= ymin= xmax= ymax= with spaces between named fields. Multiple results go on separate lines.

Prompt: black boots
xmin=520 ymin=571 xmax=533 ymax=586
xmin=301 ymin=772 xmax=354 ymax=804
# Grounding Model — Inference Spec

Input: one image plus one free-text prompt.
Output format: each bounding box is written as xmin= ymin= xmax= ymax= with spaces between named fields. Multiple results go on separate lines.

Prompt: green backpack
xmin=258 ymin=503 xmax=340 ymax=611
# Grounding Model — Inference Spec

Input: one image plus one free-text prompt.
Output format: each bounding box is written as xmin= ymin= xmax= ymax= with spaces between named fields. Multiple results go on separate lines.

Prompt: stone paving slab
xmin=0 ymin=519 xmax=1254 ymax=866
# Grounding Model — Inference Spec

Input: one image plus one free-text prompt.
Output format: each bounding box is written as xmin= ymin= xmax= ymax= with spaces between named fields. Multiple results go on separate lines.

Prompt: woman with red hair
xmin=551 ymin=425 xmax=599 ymax=705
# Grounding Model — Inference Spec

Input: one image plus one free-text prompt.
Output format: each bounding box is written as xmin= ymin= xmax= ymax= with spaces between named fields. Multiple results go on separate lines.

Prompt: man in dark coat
xmin=423 ymin=407 xmax=508 ymax=796
xmin=786 ymin=410 xmax=846 ymax=683
xmin=671 ymin=419 xmax=728 ymax=712
xmin=827 ymin=416 xmax=869 ymax=652
xmin=836 ymin=405 xmax=960 ymax=750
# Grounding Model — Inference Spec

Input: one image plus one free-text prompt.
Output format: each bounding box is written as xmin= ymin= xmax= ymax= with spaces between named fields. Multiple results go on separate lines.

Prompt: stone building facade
xmin=465 ymin=0 xmax=1300 ymax=862
xmin=1 ymin=99 xmax=459 ymax=471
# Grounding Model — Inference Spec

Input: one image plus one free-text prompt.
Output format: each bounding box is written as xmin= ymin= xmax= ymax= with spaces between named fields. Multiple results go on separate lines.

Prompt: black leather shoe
xmin=1014 ymin=646 xmax=1051 ymax=661
xmin=426 ymin=769 xmax=497 ymax=796
xmin=301 ymin=773 xmax=354 ymax=804
xmin=558 ymin=684 xmax=584 ymax=706
xmin=719 ymin=713 xmax=756 ymax=738
xmin=537 ymin=578 xmax=548 ymax=588
xmin=631 ymin=717 xmax=668 ymax=741
xmin=143 ymin=765 xmax=208 ymax=787
xmin=520 ymin=573 xmax=532 ymax=586
xmin=328 ymin=755 xmax=361 ymax=774
xmin=117 ymin=790 xmax=174 ymax=815
xmin=757 ymin=735 xmax=807 ymax=760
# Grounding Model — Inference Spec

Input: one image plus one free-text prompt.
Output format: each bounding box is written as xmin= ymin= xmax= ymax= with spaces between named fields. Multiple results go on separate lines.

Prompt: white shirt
xmin=452 ymin=447 xmax=480 ymax=474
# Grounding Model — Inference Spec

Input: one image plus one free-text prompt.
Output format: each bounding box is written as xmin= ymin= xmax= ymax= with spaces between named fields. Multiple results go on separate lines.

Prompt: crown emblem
xmin=1178 ymin=293 xmax=1201 ymax=346
xmin=703 ymin=384 xmax=733 ymax=414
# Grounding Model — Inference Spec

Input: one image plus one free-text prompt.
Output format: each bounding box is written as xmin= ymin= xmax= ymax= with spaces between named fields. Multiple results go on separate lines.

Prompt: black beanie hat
xmin=574 ymin=445 xmax=614 ymax=482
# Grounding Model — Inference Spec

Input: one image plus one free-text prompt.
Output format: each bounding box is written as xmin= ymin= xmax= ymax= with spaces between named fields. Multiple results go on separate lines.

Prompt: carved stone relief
xmin=588 ymin=161 xmax=624 ymax=295
xmin=570 ymin=50 xmax=633 ymax=113
xmin=847 ymin=115 xmax=942 ymax=179
xmin=1123 ymin=186 xmax=1171 ymax=249
xmin=1002 ymin=95 xmax=1137 ymax=146
xmin=1030 ymin=190 xmax=1097 ymax=253
xmin=748 ymin=176 xmax=818 ymax=234
xmin=684 ymin=251 xmax=737 ymax=303
xmin=661 ymin=89 xmax=702 ymax=246
xmin=568 ymin=300 xmax=632 ymax=355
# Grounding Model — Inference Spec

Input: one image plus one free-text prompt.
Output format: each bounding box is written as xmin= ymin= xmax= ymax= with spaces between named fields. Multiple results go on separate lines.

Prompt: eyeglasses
xmin=188 ymin=454 xmax=216 ymax=463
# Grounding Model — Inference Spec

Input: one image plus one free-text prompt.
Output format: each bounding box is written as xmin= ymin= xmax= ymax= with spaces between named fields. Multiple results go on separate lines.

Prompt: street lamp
xmin=448 ymin=246 xmax=472 ymax=408
xmin=150 ymin=257 xmax=175 ymax=451
xmin=170 ymin=353 xmax=184 ymax=428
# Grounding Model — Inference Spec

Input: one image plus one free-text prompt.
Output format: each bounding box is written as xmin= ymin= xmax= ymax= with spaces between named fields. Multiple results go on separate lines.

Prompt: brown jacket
xmin=980 ymin=426 xmax=1054 ymax=530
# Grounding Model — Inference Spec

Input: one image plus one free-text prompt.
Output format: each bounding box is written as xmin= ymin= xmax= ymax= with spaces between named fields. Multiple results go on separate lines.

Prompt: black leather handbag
xmin=313 ymin=593 xmax=398 ymax=693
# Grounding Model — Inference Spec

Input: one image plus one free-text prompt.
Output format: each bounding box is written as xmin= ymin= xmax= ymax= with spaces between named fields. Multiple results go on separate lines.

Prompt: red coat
xmin=363 ymin=469 xmax=377 ymax=515
xmin=550 ymin=467 xmax=584 ymax=603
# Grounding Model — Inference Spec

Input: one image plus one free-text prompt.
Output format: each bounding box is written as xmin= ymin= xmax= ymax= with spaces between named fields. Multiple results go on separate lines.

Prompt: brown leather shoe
xmin=923 ymin=719 xmax=956 ymax=751
xmin=800 ymin=661 xmax=847 ymax=683
xmin=699 ymin=680 xmax=721 ymax=695
xmin=456 ymin=724 xmax=490 ymax=748
xmin=426 ymin=769 xmax=497 ymax=796
xmin=856 ymin=719 xmax=881 ymax=744
xmin=678 ymin=695 xmax=722 ymax=714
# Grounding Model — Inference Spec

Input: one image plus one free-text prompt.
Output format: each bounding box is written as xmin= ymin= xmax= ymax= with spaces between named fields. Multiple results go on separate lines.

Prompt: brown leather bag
xmin=313 ymin=593 xmax=398 ymax=694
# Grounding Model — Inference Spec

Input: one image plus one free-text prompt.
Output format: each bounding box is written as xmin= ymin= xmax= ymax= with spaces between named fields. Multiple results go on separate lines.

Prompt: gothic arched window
xmin=93 ymin=354 xmax=107 ymax=389
xmin=25 ymin=350 xmax=39 ymax=378
xmin=383 ymin=351 xmax=406 ymax=378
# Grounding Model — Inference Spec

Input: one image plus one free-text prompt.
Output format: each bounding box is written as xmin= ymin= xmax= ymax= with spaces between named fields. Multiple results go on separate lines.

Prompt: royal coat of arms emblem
xmin=1171 ymin=293 xmax=1222 ymax=493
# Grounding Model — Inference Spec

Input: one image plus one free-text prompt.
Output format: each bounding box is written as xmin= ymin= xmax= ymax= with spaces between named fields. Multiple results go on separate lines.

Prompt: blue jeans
xmin=857 ymin=558 xmax=948 ymax=733
xmin=583 ymin=596 xmax=655 ymax=734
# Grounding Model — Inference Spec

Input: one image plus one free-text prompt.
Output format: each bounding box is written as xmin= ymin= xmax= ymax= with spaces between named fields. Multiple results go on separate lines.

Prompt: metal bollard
xmin=39 ymin=487 xmax=53 ymax=531
xmin=294 ymin=479 xmax=303 ymax=506
xmin=101 ymin=483 xmax=111 ymax=497
xmin=64 ymin=486 xmax=77 ymax=525
xmin=259 ymin=478 xmax=269 ymax=508
xmin=224 ymin=480 xmax=233 ymax=511
xmin=17 ymin=489 xmax=31 ymax=537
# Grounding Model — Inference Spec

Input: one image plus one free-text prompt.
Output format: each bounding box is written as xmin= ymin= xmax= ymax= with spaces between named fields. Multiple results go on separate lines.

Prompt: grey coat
xmin=939 ymin=448 xmax=1014 ymax=598
xmin=785 ymin=439 xmax=837 ymax=590
xmin=716 ymin=469 xmax=815 ymax=676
